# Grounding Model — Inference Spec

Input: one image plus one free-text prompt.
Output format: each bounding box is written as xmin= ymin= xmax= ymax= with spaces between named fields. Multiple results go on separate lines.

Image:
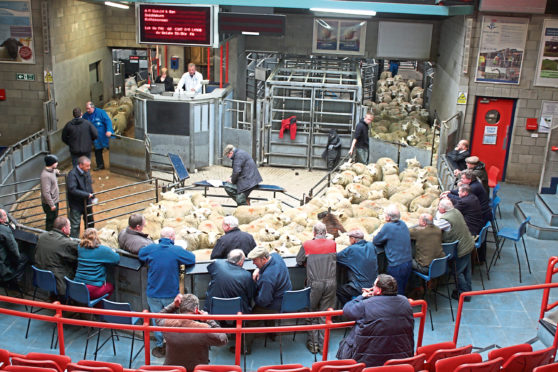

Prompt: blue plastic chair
xmin=492 ymin=184 xmax=501 ymax=218
xmin=473 ymin=223 xmax=491 ymax=290
xmin=64 ymin=276 xmax=109 ymax=359
xmin=92 ymin=299 xmax=144 ymax=368
xmin=25 ymin=266 xmax=58 ymax=348
xmin=279 ymin=287 xmax=312 ymax=364
xmin=488 ymin=217 xmax=531 ymax=283
xmin=442 ymin=240 xmax=459 ymax=317
xmin=414 ymin=255 xmax=452 ymax=331
xmin=487 ymin=196 xmax=502 ymax=247
xmin=210 ymin=296 xmax=242 ymax=315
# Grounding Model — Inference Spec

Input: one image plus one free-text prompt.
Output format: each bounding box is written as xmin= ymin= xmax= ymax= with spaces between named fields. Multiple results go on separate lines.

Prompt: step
xmin=515 ymin=201 xmax=558 ymax=240
xmin=535 ymin=193 xmax=558 ymax=227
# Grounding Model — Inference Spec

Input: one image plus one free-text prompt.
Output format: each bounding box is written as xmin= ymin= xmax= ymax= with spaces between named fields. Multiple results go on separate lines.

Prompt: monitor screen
xmin=137 ymin=4 xmax=214 ymax=46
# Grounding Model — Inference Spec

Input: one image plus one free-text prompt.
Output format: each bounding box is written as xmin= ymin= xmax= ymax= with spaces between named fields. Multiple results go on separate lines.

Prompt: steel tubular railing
xmin=0 ymin=294 xmax=426 ymax=368
xmin=540 ymin=257 xmax=558 ymax=320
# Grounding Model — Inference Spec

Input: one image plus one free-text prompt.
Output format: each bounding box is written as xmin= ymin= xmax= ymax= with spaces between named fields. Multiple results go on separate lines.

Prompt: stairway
xmin=515 ymin=193 xmax=558 ymax=240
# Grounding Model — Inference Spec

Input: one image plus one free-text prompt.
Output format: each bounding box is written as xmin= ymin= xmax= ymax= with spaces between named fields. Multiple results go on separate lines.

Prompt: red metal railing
xmin=540 ymin=256 xmax=558 ymax=320
xmin=0 ymin=295 xmax=427 ymax=367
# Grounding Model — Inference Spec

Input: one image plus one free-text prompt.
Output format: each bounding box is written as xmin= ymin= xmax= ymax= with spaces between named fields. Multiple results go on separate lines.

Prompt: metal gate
xmin=264 ymin=59 xmax=362 ymax=169
xmin=221 ymin=96 xmax=253 ymax=166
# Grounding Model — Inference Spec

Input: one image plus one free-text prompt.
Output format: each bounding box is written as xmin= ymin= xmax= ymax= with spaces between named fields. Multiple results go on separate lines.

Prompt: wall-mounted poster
xmin=0 ymin=0 xmax=35 ymax=64
xmin=534 ymin=19 xmax=558 ymax=87
xmin=313 ymin=19 xmax=366 ymax=55
xmin=475 ymin=16 xmax=528 ymax=85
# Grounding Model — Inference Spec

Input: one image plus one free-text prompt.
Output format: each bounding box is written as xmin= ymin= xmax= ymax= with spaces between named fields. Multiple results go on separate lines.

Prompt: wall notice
xmin=540 ymin=101 xmax=558 ymax=134
xmin=0 ymin=0 xmax=35 ymax=64
xmin=475 ymin=16 xmax=528 ymax=85
xmin=313 ymin=19 xmax=366 ymax=55
xmin=534 ymin=19 xmax=558 ymax=87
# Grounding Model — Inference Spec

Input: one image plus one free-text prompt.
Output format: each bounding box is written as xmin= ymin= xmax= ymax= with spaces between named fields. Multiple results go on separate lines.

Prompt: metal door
xmin=221 ymin=96 xmax=253 ymax=167
xmin=471 ymin=97 xmax=516 ymax=181
xmin=190 ymin=101 xmax=214 ymax=170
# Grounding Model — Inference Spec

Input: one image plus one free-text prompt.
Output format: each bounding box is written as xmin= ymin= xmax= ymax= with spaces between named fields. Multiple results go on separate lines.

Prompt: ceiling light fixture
xmin=310 ymin=8 xmax=376 ymax=16
xmin=105 ymin=1 xmax=129 ymax=9
xmin=242 ymin=31 xmax=260 ymax=36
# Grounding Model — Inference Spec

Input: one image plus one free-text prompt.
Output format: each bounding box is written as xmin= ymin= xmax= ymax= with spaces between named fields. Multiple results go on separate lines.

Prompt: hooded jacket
xmin=62 ymin=117 xmax=97 ymax=155
xmin=230 ymin=149 xmax=263 ymax=193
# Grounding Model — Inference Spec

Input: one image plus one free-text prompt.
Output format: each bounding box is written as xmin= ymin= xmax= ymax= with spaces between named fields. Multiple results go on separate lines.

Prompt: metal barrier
xmin=437 ymin=155 xmax=456 ymax=191
xmin=0 ymin=295 xmax=427 ymax=368
xmin=540 ymin=256 xmax=558 ymax=320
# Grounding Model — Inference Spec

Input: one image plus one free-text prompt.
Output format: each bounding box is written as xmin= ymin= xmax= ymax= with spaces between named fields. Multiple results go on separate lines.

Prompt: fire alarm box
xmin=171 ymin=56 xmax=179 ymax=70
xmin=0 ymin=89 xmax=5 ymax=100
xmin=526 ymin=118 xmax=538 ymax=131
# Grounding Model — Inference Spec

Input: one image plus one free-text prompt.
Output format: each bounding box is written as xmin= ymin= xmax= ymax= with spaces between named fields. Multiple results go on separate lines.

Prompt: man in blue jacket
xmin=337 ymin=274 xmax=414 ymax=367
xmin=337 ymin=229 xmax=377 ymax=306
xmin=83 ymin=101 xmax=114 ymax=171
xmin=138 ymin=226 xmax=196 ymax=358
xmin=223 ymin=144 xmax=262 ymax=206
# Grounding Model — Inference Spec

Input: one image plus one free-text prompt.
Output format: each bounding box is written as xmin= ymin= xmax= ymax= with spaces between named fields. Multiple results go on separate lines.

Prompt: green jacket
xmin=440 ymin=209 xmax=474 ymax=258
xmin=0 ymin=223 xmax=20 ymax=281
xmin=34 ymin=229 xmax=78 ymax=295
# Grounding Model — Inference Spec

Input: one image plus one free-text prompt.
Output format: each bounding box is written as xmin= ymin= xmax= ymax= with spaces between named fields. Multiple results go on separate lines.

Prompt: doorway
xmin=470 ymin=97 xmax=516 ymax=182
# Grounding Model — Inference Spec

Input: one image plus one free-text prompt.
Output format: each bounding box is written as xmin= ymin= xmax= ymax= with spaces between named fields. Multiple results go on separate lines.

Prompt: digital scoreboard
xmin=137 ymin=4 xmax=217 ymax=47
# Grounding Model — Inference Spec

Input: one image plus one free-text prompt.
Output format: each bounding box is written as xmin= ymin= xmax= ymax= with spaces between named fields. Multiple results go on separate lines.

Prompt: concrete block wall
xmin=0 ymin=0 xmax=47 ymax=146
xmin=105 ymin=7 xmax=141 ymax=48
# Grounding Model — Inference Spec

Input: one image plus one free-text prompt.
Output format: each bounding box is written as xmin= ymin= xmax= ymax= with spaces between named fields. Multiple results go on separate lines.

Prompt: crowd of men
xmin=0 ymin=137 xmax=496 ymax=369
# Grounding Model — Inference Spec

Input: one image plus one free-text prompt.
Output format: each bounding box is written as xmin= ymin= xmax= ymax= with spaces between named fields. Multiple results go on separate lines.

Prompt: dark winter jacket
xmin=337 ymin=294 xmax=414 ymax=367
xmin=61 ymin=117 xmax=97 ymax=155
xmin=118 ymin=227 xmax=153 ymax=254
xmin=471 ymin=162 xmax=489 ymax=194
xmin=66 ymin=166 xmax=93 ymax=213
xmin=448 ymin=193 xmax=484 ymax=235
xmin=451 ymin=180 xmax=492 ymax=225
xmin=255 ymin=253 xmax=292 ymax=311
xmin=446 ymin=149 xmax=470 ymax=171
xmin=373 ymin=220 xmax=412 ymax=267
xmin=322 ymin=129 xmax=342 ymax=170
xmin=210 ymin=227 xmax=256 ymax=259
xmin=336 ymin=240 xmax=377 ymax=290
xmin=0 ymin=223 xmax=21 ymax=282
xmin=204 ymin=259 xmax=256 ymax=314
xmin=354 ymin=119 xmax=369 ymax=149
xmin=230 ymin=149 xmax=263 ymax=193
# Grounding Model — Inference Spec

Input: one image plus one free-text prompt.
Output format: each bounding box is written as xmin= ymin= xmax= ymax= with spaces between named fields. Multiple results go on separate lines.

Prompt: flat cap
xmin=465 ymin=156 xmax=479 ymax=164
xmin=223 ymin=144 xmax=235 ymax=157
xmin=347 ymin=229 xmax=364 ymax=239
xmin=247 ymin=246 xmax=269 ymax=260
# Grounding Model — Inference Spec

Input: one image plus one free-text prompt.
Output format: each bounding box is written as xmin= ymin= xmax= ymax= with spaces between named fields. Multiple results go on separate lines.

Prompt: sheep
xmin=346 ymin=183 xmax=371 ymax=204
xmin=98 ymin=227 xmax=119 ymax=248
xmin=332 ymin=170 xmax=357 ymax=187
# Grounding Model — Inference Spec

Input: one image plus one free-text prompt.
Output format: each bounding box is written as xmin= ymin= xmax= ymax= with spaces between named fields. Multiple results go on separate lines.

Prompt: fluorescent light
xmin=242 ymin=31 xmax=260 ymax=36
xmin=310 ymin=8 xmax=376 ymax=16
xmin=105 ymin=1 xmax=129 ymax=9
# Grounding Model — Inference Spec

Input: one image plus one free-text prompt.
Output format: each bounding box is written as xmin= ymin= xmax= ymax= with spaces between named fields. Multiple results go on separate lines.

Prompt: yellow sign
xmin=44 ymin=70 xmax=53 ymax=83
xmin=457 ymin=92 xmax=467 ymax=105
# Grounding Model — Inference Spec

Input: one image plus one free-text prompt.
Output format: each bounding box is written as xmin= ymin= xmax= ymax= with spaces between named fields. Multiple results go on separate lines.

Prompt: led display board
xmin=137 ymin=4 xmax=217 ymax=46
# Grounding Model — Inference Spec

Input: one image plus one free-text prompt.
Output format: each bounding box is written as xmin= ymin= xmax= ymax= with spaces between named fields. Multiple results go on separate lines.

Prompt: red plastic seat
xmin=363 ymin=366 xmax=414 ymax=371
xmin=267 ymin=368 xmax=310 ymax=372
xmin=5 ymin=366 xmax=58 ymax=372
xmin=384 ymin=353 xmax=426 ymax=371
xmin=11 ymin=357 xmax=63 ymax=372
xmin=67 ymin=363 xmax=114 ymax=372
xmin=318 ymin=363 xmax=366 ymax=372
xmin=454 ymin=357 xmax=504 ymax=372
xmin=534 ymin=362 xmax=558 ymax=371
xmin=259 ymin=365 xmax=304 ymax=372
xmin=488 ymin=343 xmax=532 ymax=363
xmin=434 ymin=353 xmax=482 ymax=372
xmin=501 ymin=346 xmax=555 ymax=372
xmin=312 ymin=360 xmax=357 ymax=372
xmin=416 ymin=342 xmax=456 ymax=361
xmin=194 ymin=365 xmax=242 ymax=372
xmin=488 ymin=166 xmax=500 ymax=188
xmin=26 ymin=352 xmax=72 ymax=371
xmin=139 ymin=366 xmax=187 ymax=372
xmin=425 ymin=345 xmax=473 ymax=372
xmin=77 ymin=360 xmax=124 ymax=372
xmin=0 ymin=349 xmax=10 ymax=369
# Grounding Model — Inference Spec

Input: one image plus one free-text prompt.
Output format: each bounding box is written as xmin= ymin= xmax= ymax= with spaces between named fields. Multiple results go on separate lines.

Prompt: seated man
xmin=0 ymin=209 xmax=27 ymax=286
xmin=446 ymin=185 xmax=483 ymax=236
xmin=204 ymin=249 xmax=255 ymax=314
xmin=34 ymin=216 xmax=78 ymax=296
xmin=157 ymin=293 xmax=228 ymax=371
xmin=409 ymin=213 xmax=444 ymax=274
xmin=118 ymin=213 xmax=153 ymax=254
xmin=446 ymin=139 xmax=470 ymax=172
xmin=454 ymin=170 xmax=491 ymax=225
xmin=373 ymin=205 xmax=412 ymax=295
xmin=336 ymin=229 xmax=377 ymax=306
xmin=337 ymin=274 xmax=414 ymax=367
xmin=222 ymin=144 xmax=262 ymax=206
xmin=436 ymin=199 xmax=474 ymax=301
xmin=454 ymin=156 xmax=489 ymax=194
xmin=210 ymin=216 xmax=256 ymax=259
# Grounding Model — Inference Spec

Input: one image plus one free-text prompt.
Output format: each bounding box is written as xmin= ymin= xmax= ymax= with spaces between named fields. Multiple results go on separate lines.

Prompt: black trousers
xmin=94 ymin=148 xmax=105 ymax=168
xmin=42 ymin=202 xmax=59 ymax=231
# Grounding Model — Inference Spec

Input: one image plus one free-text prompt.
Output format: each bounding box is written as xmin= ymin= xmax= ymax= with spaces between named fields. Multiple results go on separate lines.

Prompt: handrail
xmin=540 ymin=256 xmax=558 ymax=320
xmin=306 ymin=153 xmax=351 ymax=201
xmin=0 ymin=294 xmax=426 ymax=367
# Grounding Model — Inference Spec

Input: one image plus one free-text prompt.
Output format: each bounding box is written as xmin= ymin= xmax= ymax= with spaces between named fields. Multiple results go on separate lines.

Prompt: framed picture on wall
xmin=0 ymin=0 xmax=35 ymax=64
xmin=534 ymin=19 xmax=558 ymax=87
xmin=474 ymin=16 xmax=528 ymax=85
xmin=312 ymin=19 xmax=366 ymax=55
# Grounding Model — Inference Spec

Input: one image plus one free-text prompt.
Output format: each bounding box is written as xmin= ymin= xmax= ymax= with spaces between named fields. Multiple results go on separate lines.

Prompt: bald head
xmin=160 ymin=227 xmax=176 ymax=240
xmin=0 ymin=209 xmax=7 ymax=223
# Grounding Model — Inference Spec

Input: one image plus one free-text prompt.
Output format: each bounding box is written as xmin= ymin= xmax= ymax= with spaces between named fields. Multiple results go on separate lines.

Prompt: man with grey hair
xmin=223 ymin=144 xmax=262 ymax=206
xmin=409 ymin=214 xmax=444 ymax=275
xmin=337 ymin=229 xmax=377 ymax=306
xmin=138 ymin=226 xmax=196 ymax=358
xmin=118 ymin=213 xmax=153 ymax=254
xmin=157 ymin=293 xmax=227 ymax=371
xmin=66 ymin=156 xmax=95 ymax=238
xmin=0 ymin=209 xmax=27 ymax=287
xmin=297 ymin=222 xmax=337 ymax=354
xmin=436 ymin=199 xmax=474 ymax=301
xmin=211 ymin=215 xmax=256 ymax=259
xmin=373 ymin=205 xmax=412 ymax=296
xmin=204 ymin=249 xmax=255 ymax=314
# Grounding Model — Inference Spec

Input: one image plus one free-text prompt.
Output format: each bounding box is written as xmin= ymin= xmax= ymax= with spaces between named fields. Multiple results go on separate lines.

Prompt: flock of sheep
xmin=101 ymin=97 xmax=134 ymax=135
xmin=98 ymin=157 xmax=440 ymax=262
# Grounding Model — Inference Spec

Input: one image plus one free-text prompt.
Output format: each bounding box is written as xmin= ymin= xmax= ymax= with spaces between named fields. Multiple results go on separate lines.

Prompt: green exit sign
xmin=16 ymin=73 xmax=35 ymax=81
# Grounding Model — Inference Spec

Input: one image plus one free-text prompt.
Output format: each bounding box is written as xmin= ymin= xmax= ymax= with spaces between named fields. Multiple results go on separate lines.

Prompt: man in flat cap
xmin=337 ymin=229 xmax=377 ymax=306
xmin=40 ymin=154 xmax=61 ymax=231
xmin=223 ymin=144 xmax=262 ymax=206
